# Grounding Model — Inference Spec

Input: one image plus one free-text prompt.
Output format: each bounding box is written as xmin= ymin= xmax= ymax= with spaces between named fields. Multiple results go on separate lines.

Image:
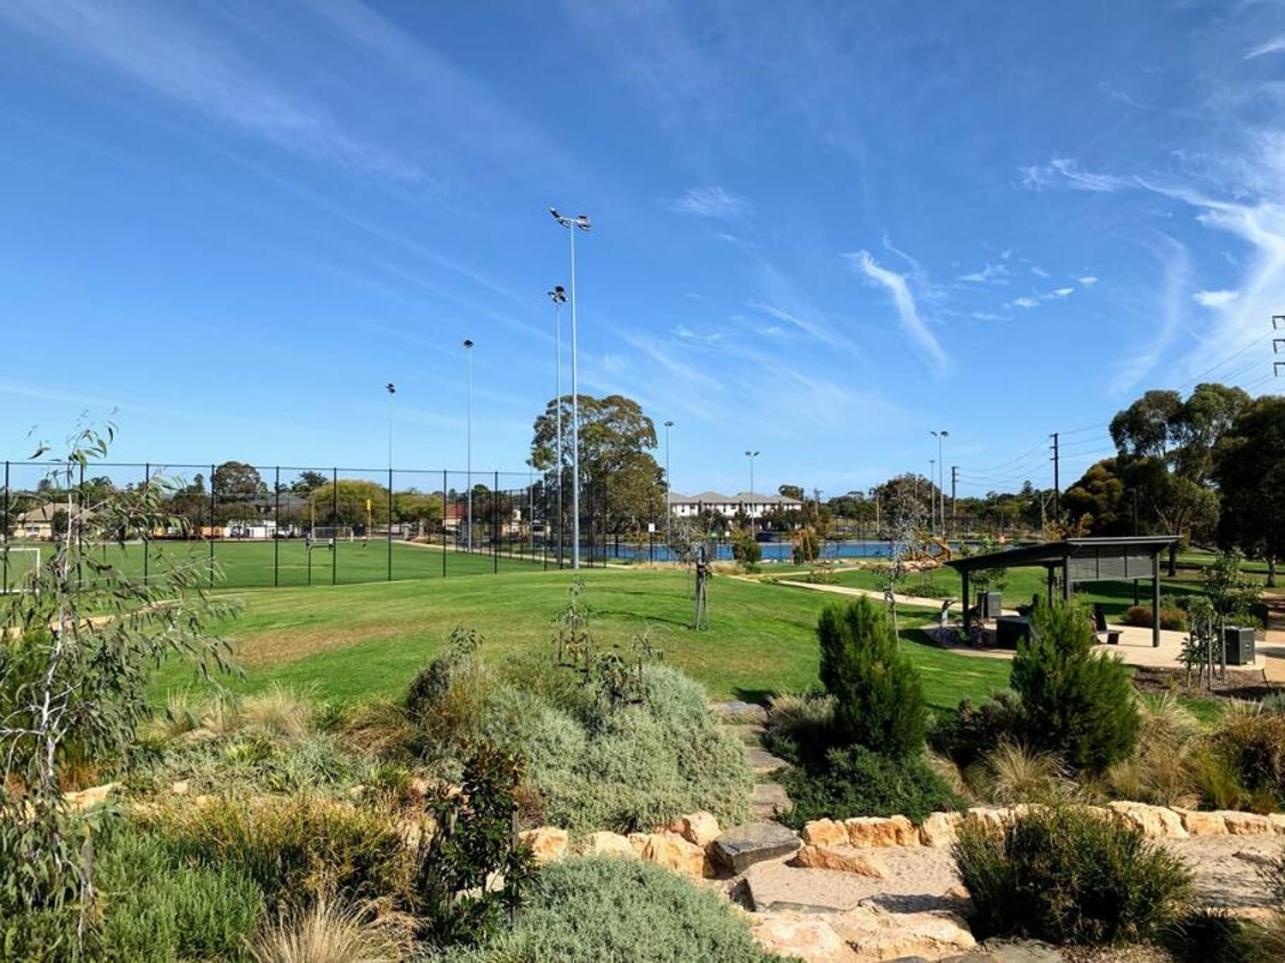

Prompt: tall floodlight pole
xmin=930 ymin=429 xmax=948 ymax=537
xmin=664 ymin=420 xmax=674 ymax=557
xmin=548 ymin=286 xmax=567 ymax=566
xmin=551 ymin=208 xmax=591 ymax=568
xmin=745 ymin=450 xmax=760 ymax=535
xmin=463 ymin=339 xmax=474 ymax=553
xmin=929 ymin=459 xmax=936 ymax=534
xmin=385 ymin=383 xmax=396 ymax=473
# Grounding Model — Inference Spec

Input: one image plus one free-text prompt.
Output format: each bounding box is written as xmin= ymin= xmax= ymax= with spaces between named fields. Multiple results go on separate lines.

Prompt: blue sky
xmin=2 ymin=1 xmax=1283 ymax=498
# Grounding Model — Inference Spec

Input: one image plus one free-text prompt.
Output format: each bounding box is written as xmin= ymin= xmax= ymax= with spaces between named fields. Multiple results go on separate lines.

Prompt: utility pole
xmin=1274 ymin=315 xmax=1284 ymax=379
xmin=664 ymin=420 xmax=674 ymax=556
xmin=1049 ymin=432 xmax=1060 ymax=522
xmin=950 ymin=465 xmax=958 ymax=537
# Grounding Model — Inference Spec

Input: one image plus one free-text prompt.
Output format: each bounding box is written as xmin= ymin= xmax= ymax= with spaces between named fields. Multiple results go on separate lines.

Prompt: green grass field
xmin=154 ymin=568 xmax=1013 ymax=711
xmin=2 ymin=538 xmax=544 ymax=590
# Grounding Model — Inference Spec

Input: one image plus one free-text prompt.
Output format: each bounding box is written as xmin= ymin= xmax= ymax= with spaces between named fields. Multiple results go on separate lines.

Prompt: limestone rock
xmin=749 ymin=746 xmax=790 ymax=775
xmin=1107 ymin=801 xmax=1187 ymax=838
xmin=1177 ymin=809 xmax=1228 ymax=836
xmin=577 ymin=831 xmax=636 ymax=859
xmin=518 ymin=826 xmax=568 ymax=865
xmin=1269 ymin=813 xmax=1285 ymax=835
xmin=920 ymin=811 xmax=965 ymax=848
xmin=1222 ymin=811 xmax=1271 ymax=835
xmin=791 ymin=844 xmax=885 ymax=878
xmin=710 ymin=700 xmax=768 ymax=724
xmin=666 ymin=811 xmax=721 ymax=848
xmin=745 ymin=862 xmax=873 ymax=914
xmin=844 ymin=815 xmax=917 ymax=847
xmin=802 ymin=818 xmax=850 ymax=847
xmin=170 ymin=780 xmax=191 ymax=796
xmin=637 ymin=831 xmax=707 ymax=878
xmin=964 ymin=807 xmax=1013 ymax=835
xmin=752 ymin=781 xmax=794 ymax=819
xmin=751 ymin=913 xmax=859 ymax=963
xmin=710 ymin=822 xmax=802 ymax=874
xmin=830 ymin=901 xmax=977 ymax=960
xmin=64 ymin=782 xmax=118 ymax=811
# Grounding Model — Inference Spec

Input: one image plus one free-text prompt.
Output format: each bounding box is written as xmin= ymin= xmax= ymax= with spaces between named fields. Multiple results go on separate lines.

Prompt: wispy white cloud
xmin=1193 ymin=289 xmax=1238 ymax=308
xmin=670 ymin=185 xmax=751 ymax=219
xmin=1050 ymin=287 xmax=1074 ymax=298
xmin=1078 ymin=275 xmax=1100 ymax=286
xmin=1031 ymin=266 xmax=1050 ymax=278
xmin=957 ymin=262 xmax=1008 ymax=283
xmin=751 ymin=261 xmax=859 ymax=354
xmin=1111 ymin=238 xmax=1191 ymax=392
xmin=971 ymin=311 xmax=1008 ymax=321
xmin=0 ymin=0 xmax=424 ymax=181
xmin=1020 ymin=157 xmax=1131 ymax=193
xmin=845 ymin=250 xmax=948 ymax=373
xmin=1009 ymin=287 xmax=1074 ymax=309
xmin=1010 ymin=296 xmax=1040 ymax=309
xmin=1246 ymin=37 xmax=1285 ymax=60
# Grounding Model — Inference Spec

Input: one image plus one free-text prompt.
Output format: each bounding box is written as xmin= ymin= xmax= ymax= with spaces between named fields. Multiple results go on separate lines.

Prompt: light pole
xmin=550 ymin=208 xmax=591 ymax=568
xmin=548 ymin=286 xmax=567 ymax=567
xmin=385 ymin=383 xmax=395 ymax=474
xmin=463 ymin=339 xmax=474 ymax=553
xmin=929 ymin=459 xmax=936 ymax=534
xmin=930 ymin=429 xmax=949 ymax=537
xmin=745 ymin=450 xmax=760 ymax=535
xmin=663 ymin=420 xmax=674 ymax=556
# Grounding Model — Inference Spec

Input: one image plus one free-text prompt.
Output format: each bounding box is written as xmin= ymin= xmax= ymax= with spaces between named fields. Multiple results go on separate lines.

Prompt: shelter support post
xmin=1152 ymin=551 xmax=1161 ymax=648
xmin=961 ymin=569 xmax=971 ymax=634
xmin=1061 ymin=557 xmax=1071 ymax=602
xmin=1046 ymin=565 xmax=1055 ymax=607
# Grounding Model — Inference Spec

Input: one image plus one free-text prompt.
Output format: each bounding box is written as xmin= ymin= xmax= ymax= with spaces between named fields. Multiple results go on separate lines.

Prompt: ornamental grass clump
xmin=954 ymin=804 xmax=1193 ymax=945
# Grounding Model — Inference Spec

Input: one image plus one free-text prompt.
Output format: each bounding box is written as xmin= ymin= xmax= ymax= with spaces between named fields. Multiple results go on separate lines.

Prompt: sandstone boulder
xmin=1177 ymin=809 xmax=1228 ymax=836
xmin=791 ymin=844 xmax=885 ymax=878
xmin=919 ymin=811 xmax=964 ymax=848
xmin=1107 ymin=801 xmax=1187 ymax=838
xmin=577 ymin=831 xmax=636 ymax=858
xmin=802 ymin=818 xmax=850 ymax=847
xmin=751 ymin=913 xmax=858 ymax=963
xmin=518 ymin=826 xmax=568 ymax=864
xmin=666 ymin=811 xmax=721 ymax=848
xmin=844 ymin=815 xmax=917 ymax=847
xmin=64 ymin=783 xmax=118 ymax=811
xmin=637 ymin=831 xmax=707 ymax=878
xmin=1222 ymin=811 xmax=1271 ymax=835
xmin=1269 ymin=813 xmax=1285 ymax=835
xmin=829 ymin=901 xmax=977 ymax=960
xmin=710 ymin=822 xmax=802 ymax=874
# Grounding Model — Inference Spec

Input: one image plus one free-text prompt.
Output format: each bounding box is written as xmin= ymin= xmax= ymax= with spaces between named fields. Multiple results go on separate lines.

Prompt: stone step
xmin=709 ymin=700 xmax=768 ymax=724
xmin=724 ymin=723 xmax=766 ymax=745
xmin=751 ymin=781 xmax=793 ymax=820
xmin=709 ymin=822 xmax=801 ymax=874
xmin=748 ymin=746 xmax=789 ymax=775
xmin=745 ymin=861 xmax=876 ymax=914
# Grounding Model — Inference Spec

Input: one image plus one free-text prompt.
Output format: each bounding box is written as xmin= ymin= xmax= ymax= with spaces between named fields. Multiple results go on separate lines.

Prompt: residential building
xmin=665 ymin=490 xmax=803 ymax=520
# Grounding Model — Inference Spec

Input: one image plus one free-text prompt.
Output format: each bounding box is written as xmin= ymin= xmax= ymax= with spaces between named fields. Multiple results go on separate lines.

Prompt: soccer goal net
xmin=1 ymin=545 xmax=41 ymax=593
xmin=307 ymin=526 xmax=354 ymax=543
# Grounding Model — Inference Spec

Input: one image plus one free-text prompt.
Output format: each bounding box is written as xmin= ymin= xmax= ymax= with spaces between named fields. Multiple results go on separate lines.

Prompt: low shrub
xmin=817 ymin=597 xmax=926 ymax=758
xmin=781 ymin=745 xmax=961 ymax=828
xmin=1012 ymin=601 xmax=1141 ymax=774
xmin=1122 ymin=605 xmax=1188 ymax=631
xmin=1163 ymin=909 xmax=1260 ymax=963
xmin=438 ymin=856 xmax=776 ymax=962
xmin=96 ymin=823 xmax=264 ymax=962
xmin=146 ymin=794 xmax=412 ymax=912
xmin=761 ymin=691 xmax=835 ymax=769
xmin=929 ymin=689 xmax=1025 ymax=770
xmin=982 ymin=741 xmax=1073 ymax=805
xmin=955 ymin=805 xmax=1193 ymax=944
xmin=250 ymin=899 xmax=410 ymax=963
xmin=1208 ymin=710 xmax=1285 ymax=810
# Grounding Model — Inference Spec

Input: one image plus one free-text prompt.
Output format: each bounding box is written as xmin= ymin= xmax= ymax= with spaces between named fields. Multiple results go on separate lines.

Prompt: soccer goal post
xmin=1 ymin=545 xmax=41 ymax=594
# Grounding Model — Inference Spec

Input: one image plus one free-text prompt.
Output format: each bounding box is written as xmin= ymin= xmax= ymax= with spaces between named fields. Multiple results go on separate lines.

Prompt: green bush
xmin=1122 ymin=604 xmax=1188 ymax=631
xmin=147 ymin=794 xmax=411 ymax=911
xmin=96 ymin=823 xmax=263 ymax=962
xmin=817 ymin=597 xmax=926 ymax=757
xmin=409 ymin=653 xmax=751 ymax=834
xmin=761 ymin=692 xmax=835 ymax=769
xmin=730 ymin=529 xmax=761 ymax=568
xmin=438 ymin=856 xmax=776 ymax=962
xmin=1011 ymin=601 xmax=1140 ymax=773
xmin=929 ymin=689 xmax=1025 ymax=770
xmin=954 ymin=805 xmax=1193 ymax=944
xmin=1162 ymin=909 xmax=1260 ymax=963
xmin=1207 ymin=711 xmax=1285 ymax=810
xmin=781 ymin=745 xmax=961 ymax=828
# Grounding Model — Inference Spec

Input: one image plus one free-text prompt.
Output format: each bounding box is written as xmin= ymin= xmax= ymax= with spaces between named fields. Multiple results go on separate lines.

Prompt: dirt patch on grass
xmin=1131 ymin=665 xmax=1279 ymax=702
xmin=229 ymin=622 xmax=411 ymax=668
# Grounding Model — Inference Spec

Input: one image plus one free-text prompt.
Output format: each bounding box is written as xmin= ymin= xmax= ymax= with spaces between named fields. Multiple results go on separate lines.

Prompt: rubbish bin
xmin=1224 ymin=626 xmax=1256 ymax=666
xmin=979 ymin=591 xmax=1004 ymax=620
xmin=995 ymin=616 xmax=1031 ymax=649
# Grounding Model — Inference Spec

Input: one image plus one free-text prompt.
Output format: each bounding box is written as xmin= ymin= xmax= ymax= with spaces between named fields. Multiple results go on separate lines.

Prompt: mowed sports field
xmin=2 ymin=537 xmax=542 ymax=589
xmin=150 ymin=567 xmax=1013 ymax=710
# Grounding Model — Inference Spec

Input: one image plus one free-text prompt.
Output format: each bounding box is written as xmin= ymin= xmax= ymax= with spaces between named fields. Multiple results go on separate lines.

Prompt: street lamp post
xmin=550 ymin=208 xmax=591 ymax=569
xmin=548 ymin=286 xmax=567 ymax=567
xmin=385 ymin=383 xmax=396 ymax=475
xmin=930 ymin=429 xmax=949 ymax=537
xmin=929 ymin=459 xmax=936 ymax=534
xmin=664 ymin=420 xmax=674 ymax=559
xmin=463 ymin=339 xmax=474 ymax=553
xmin=745 ymin=450 xmax=760 ymax=535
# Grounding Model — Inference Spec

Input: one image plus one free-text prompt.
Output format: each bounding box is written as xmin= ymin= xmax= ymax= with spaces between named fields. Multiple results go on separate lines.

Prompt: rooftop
xmin=666 ymin=490 xmax=804 ymax=506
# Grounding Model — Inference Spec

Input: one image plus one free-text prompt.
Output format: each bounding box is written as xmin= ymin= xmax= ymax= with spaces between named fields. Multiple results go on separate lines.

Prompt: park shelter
xmin=945 ymin=535 xmax=1179 ymax=648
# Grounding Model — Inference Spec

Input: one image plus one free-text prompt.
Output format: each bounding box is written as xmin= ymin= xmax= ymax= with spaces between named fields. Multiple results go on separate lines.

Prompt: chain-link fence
xmin=0 ymin=460 xmax=627 ymax=592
